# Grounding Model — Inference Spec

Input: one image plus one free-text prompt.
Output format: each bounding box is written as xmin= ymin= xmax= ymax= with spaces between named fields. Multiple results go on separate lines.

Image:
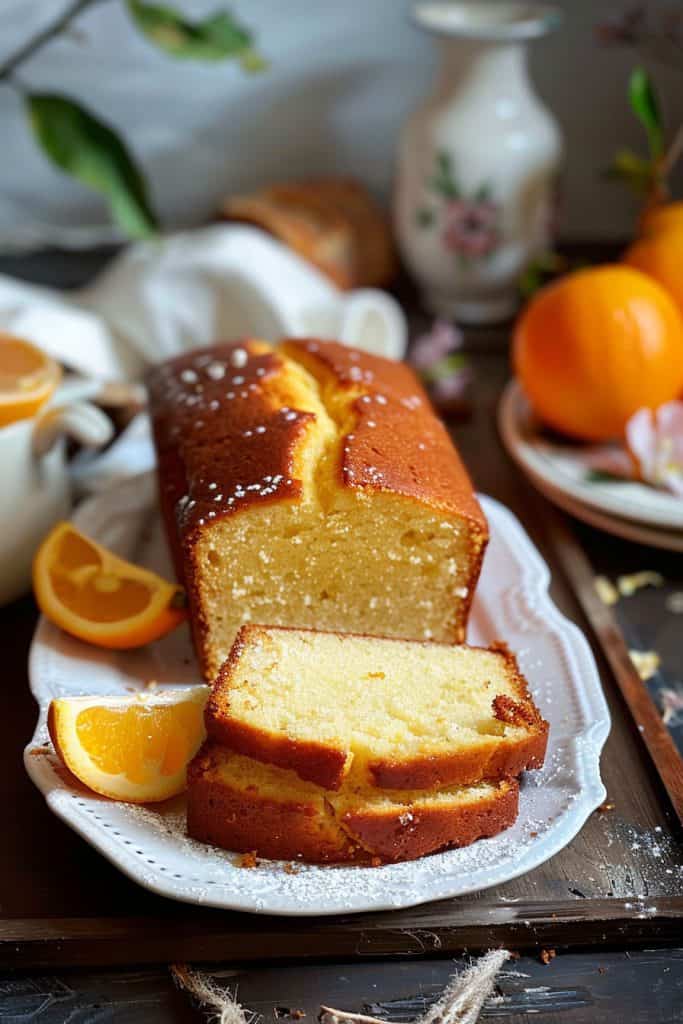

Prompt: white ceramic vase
xmin=395 ymin=2 xmax=563 ymax=324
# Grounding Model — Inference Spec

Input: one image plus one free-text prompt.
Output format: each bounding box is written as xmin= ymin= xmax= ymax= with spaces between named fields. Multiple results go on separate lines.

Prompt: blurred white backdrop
xmin=1 ymin=0 xmax=682 ymax=249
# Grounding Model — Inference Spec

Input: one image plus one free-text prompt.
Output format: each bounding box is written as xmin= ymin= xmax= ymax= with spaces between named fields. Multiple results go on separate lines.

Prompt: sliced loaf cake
xmin=206 ymin=625 xmax=548 ymax=791
xmin=187 ymin=742 xmax=519 ymax=864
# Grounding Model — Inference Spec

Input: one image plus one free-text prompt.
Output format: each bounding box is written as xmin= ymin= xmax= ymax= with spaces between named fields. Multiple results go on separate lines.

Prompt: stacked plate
xmin=499 ymin=380 xmax=683 ymax=552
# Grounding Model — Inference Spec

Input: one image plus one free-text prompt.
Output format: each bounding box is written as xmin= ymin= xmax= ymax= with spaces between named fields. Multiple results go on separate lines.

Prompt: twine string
xmin=171 ymin=964 xmax=255 ymax=1024
xmin=172 ymin=948 xmax=511 ymax=1024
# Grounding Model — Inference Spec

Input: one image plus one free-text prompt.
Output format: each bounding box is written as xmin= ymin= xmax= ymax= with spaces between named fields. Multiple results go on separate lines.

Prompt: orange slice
xmin=33 ymin=522 xmax=187 ymax=649
xmin=0 ymin=333 xmax=61 ymax=427
xmin=48 ymin=687 xmax=208 ymax=802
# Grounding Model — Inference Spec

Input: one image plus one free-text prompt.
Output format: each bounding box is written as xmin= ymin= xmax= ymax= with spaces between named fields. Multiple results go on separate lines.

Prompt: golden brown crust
xmin=187 ymin=744 xmax=358 ymax=863
xmin=147 ymin=339 xmax=487 ymax=532
xmin=368 ymin=731 xmax=548 ymax=790
xmin=186 ymin=743 xmax=518 ymax=864
xmin=147 ymin=340 xmax=307 ymax=539
xmin=219 ymin=179 xmax=397 ymax=290
xmin=280 ymin=338 xmax=488 ymax=533
xmin=338 ymin=781 xmax=519 ymax=862
xmin=207 ymin=626 xmax=547 ymax=791
xmin=206 ymin=702 xmax=350 ymax=791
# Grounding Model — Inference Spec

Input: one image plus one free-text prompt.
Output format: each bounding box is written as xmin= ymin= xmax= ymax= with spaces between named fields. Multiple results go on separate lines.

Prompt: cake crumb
xmin=617 ymin=571 xmax=664 ymax=597
xmin=492 ymin=694 xmax=536 ymax=727
xmin=28 ymin=746 xmax=51 ymax=757
xmin=665 ymin=591 xmax=683 ymax=614
xmin=283 ymin=862 xmax=300 ymax=875
xmin=629 ymin=650 xmax=660 ymax=681
xmin=540 ymin=948 xmax=556 ymax=965
xmin=370 ymin=856 xmax=382 ymax=868
xmin=238 ymin=851 xmax=260 ymax=869
xmin=594 ymin=576 xmax=618 ymax=605
xmin=597 ymin=801 xmax=615 ymax=813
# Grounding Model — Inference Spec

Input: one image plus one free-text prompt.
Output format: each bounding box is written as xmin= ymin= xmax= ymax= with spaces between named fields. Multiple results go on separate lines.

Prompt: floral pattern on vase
xmin=417 ymin=151 xmax=501 ymax=266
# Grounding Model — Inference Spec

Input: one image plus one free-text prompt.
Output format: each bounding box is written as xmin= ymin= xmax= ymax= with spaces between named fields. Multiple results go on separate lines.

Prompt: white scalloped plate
xmin=25 ymin=474 xmax=610 ymax=916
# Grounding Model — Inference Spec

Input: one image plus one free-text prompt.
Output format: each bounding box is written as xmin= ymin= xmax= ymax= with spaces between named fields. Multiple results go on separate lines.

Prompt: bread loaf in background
xmin=219 ymin=179 xmax=397 ymax=289
xmin=147 ymin=339 xmax=488 ymax=681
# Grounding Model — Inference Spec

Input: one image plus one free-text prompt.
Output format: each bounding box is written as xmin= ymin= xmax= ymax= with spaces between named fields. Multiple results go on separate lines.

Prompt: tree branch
xmin=0 ymin=0 xmax=103 ymax=82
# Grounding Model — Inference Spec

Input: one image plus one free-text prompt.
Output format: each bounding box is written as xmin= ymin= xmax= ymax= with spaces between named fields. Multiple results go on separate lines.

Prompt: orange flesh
xmin=49 ymin=530 xmax=156 ymax=622
xmin=0 ymin=339 xmax=47 ymax=387
xmin=75 ymin=703 xmax=203 ymax=783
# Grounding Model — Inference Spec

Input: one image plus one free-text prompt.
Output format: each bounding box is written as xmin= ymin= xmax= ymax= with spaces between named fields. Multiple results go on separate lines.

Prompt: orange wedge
xmin=0 ymin=333 xmax=61 ymax=427
xmin=33 ymin=522 xmax=187 ymax=649
xmin=48 ymin=687 xmax=208 ymax=802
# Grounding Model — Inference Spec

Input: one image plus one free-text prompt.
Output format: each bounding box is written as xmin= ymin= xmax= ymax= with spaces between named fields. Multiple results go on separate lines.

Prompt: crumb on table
xmin=238 ymin=851 xmax=260 ymax=869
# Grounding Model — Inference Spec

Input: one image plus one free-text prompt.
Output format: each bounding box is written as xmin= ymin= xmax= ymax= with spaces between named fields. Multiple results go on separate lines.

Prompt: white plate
xmin=518 ymin=465 xmax=683 ymax=553
xmin=25 ymin=473 xmax=610 ymax=916
xmin=499 ymin=380 xmax=683 ymax=532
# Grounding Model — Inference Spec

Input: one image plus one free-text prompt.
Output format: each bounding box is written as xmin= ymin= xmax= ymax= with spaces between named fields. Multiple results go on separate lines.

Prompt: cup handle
xmin=338 ymin=289 xmax=408 ymax=361
xmin=32 ymin=401 xmax=115 ymax=458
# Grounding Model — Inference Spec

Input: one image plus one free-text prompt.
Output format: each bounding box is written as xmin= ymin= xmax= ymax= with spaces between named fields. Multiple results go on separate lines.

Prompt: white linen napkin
xmin=0 ymin=224 xmax=407 ymax=496
xmin=0 ymin=224 xmax=407 ymax=382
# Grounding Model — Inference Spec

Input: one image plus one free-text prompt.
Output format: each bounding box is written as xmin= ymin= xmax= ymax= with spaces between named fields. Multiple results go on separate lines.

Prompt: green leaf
xmin=585 ymin=468 xmax=625 ymax=484
xmin=127 ymin=1 xmax=261 ymax=62
xmin=604 ymin=148 xmax=654 ymax=194
xmin=429 ymin=149 xmax=459 ymax=199
xmin=436 ymin=150 xmax=452 ymax=176
xmin=629 ymin=67 xmax=663 ymax=158
xmin=518 ymin=250 xmax=566 ymax=298
xmin=421 ymin=352 xmax=467 ymax=383
xmin=429 ymin=173 xmax=459 ymax=200
xmin=27 ymin=93 xmax=158 ymax=239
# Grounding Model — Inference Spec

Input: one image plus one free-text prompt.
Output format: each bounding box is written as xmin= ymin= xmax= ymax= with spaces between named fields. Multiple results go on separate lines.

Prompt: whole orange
xmin=624 ymin=227 xmax=683 ymax=318
xmin=512 ymin=265 xmax=683 ymax=441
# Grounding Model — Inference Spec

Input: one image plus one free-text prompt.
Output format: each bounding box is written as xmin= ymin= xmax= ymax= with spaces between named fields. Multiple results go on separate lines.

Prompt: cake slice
xmin=206 ymin=626 xmax=548 ymax=791
xmin=187 ymin=742 xmax=519 ymax=864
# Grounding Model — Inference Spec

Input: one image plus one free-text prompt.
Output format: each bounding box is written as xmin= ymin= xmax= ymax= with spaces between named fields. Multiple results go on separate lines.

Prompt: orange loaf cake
xmin=207 ymin=626 xmax=548 ymax=790
xmin=147 ymin=339 xmax=488 ymax=680
xmin=187 ymin=742 xmax=519 ymax=864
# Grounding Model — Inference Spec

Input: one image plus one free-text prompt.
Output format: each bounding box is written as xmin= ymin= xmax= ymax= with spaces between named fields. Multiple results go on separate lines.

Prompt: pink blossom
xmin=410 ymin=319 xmax=463 ymax=371
xmin=443 ymin=200 xmax=499 ymax=258
xmin=660 ymin=686 xmax=683 ymax=727
xmin=431 ymin=365 xmax=473 ymax=405
xmin=626 ymin=401 xmax=683 ymax=498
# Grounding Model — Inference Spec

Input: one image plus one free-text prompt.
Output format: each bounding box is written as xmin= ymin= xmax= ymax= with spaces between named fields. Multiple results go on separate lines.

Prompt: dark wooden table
xmin=1 ymin=249 xmax=681 ymax=1022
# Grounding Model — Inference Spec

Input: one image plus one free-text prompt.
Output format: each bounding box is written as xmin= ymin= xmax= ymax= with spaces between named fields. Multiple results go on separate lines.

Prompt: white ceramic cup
xmin=0 ymin=396 xmax=113 ymax=606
